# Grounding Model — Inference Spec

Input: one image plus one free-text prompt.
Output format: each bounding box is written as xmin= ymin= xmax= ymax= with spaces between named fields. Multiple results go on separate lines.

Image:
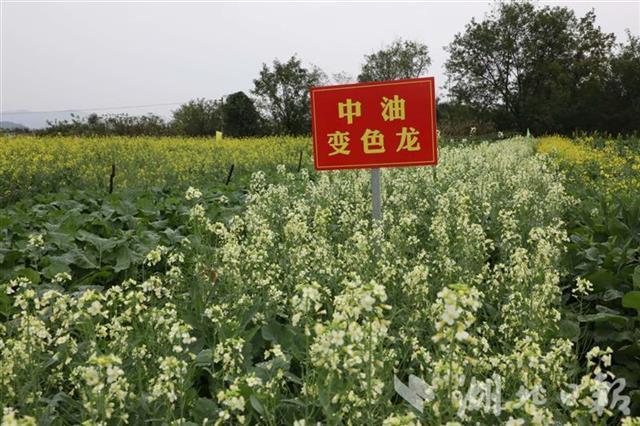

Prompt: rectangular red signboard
xmin=310 ymin=77 xmax=437 ymax=170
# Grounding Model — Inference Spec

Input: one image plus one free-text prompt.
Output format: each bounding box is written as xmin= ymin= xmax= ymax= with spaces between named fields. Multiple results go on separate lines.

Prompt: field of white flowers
xmin=1 ymin=138 xmax=636 ymax=425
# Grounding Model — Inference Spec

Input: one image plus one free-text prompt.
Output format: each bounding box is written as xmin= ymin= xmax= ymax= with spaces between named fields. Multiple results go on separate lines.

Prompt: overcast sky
xmin=1 ymin=1 xmax=639 ymax=127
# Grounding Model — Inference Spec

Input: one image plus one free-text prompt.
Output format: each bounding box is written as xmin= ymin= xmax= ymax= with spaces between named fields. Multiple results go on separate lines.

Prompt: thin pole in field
xmin=108 ymin=163 xmax=116 ymax=194
xmin=225 ymin=164 xmax=235 ymax=185
xmin=371 ymin=168 xmax=382 ymax=221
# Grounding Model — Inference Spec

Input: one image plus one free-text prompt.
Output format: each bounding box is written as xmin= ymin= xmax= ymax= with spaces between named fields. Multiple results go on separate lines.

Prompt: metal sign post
xmin=371 ymin=168 xmax=382 ymax=221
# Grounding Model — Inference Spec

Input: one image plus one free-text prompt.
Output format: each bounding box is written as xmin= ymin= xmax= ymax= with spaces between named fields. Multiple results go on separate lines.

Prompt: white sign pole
xmin=371 ymin=168 xmax=382 ymax=221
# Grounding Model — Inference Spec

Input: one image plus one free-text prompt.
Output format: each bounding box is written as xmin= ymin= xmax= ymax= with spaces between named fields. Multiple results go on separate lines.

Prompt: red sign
xmin=310 ymin=77 xmax=437 ymax=170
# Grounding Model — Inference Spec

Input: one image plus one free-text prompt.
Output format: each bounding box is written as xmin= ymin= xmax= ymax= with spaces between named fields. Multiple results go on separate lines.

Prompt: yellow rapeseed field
xmin=0 ymin=136 xmax=311 ymax=204
xmin=536 ymin=136 xmax=640 ymax=198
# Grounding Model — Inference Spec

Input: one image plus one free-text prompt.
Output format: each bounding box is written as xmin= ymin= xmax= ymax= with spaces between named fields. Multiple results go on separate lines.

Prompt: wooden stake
xmin=225 ymin=164 xmax=235 ymax=185
xmin=109 ymin=163 xmax=116 ymax=194
xmin=297 ymin=150 xmax=303 ymax=172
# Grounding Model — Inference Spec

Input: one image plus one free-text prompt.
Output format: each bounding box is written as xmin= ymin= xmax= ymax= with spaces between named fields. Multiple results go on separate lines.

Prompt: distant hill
xmin=0 ymin=121 xmax=29 ymax=130
xmin=1 ymin=106 xmax=174 ymax=130
xmin=1 ymin=111 xmax=78 ymax=130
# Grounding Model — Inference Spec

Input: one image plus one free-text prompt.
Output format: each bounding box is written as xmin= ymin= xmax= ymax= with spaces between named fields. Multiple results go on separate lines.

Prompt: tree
xmin=222 ymin=91 xmax=262 ymax=137
xmin=605 ymin=32 xmax=640 ymax=133
xmin=171 ymin=98 xmax=223 ymax=137
xmin=103 ymin=113 xmax=171 ymax=136
xmin=252 ymin=56 xmax=326 ymax=135
xmin=358 ymin=39 xmax=431 ymax=83
xmin=445 ymin=2 xmax=615 ymax=133
xmin=42 ymin=113 xmax=173 ymax=136
xmin=332 ymin=71 xmax=355 ymax=85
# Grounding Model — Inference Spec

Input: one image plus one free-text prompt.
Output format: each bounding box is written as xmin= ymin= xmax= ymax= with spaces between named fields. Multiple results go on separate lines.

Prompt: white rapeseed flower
xmin=185 ymin=186 xmax=202 ymax=201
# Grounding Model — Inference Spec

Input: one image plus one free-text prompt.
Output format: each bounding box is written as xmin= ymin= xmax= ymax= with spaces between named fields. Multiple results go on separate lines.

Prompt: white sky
xmin=1 ymin=0 xmax=639 ymax=125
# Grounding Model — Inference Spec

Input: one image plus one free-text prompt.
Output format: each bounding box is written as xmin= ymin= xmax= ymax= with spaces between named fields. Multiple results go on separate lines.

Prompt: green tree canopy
xmin=171 ymin=98 xmax=222 ymax=137
xmin=445 ymin=2 xmax=615 ymax=133
xmin=252 ymin=56 xmax=326 ymax=135
xmin=42 ymin=113 xmax=172 ymax=137
xmin=358 ymin=39 xmax=431 ymax=83
xmin=605 ymin=32 xmax=640 ymax=133
xmin=222 ymin=91 xmax=262 ymax=137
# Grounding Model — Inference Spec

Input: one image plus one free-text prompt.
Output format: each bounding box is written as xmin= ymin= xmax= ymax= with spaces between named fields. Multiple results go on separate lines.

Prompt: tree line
xmin=31 ymin=2 xmax=640 ymax=137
